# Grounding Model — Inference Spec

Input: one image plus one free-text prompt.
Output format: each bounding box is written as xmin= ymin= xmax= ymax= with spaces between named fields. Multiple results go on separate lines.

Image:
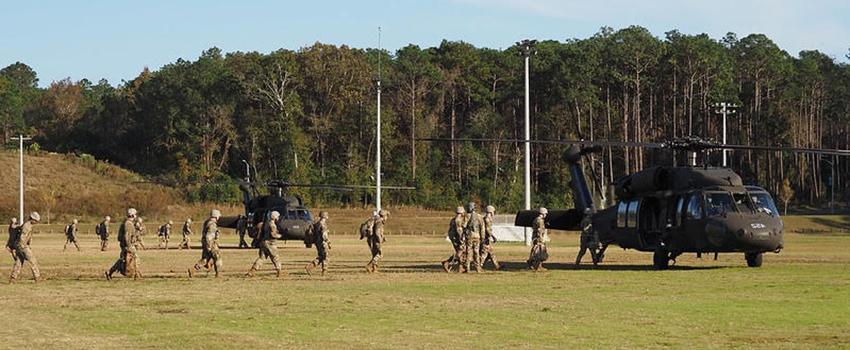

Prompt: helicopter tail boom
xmin=514 ymin=209 xmax=583 ymax=231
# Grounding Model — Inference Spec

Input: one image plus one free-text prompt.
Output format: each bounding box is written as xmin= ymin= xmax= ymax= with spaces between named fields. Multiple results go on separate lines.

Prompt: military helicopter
xmin=424 ymin=136 xmax=850 ymax=269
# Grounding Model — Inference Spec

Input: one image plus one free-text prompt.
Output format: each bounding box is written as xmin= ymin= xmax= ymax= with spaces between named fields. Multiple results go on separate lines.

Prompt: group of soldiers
xmin=5 ymin=204 xmax=594 ymax=282
xmin=440 ymin=202 xmax=500 ymax=273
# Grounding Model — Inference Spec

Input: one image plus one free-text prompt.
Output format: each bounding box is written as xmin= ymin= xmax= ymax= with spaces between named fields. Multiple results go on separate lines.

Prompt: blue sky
xmin=2 ymin=0 xmax=848 ymax=87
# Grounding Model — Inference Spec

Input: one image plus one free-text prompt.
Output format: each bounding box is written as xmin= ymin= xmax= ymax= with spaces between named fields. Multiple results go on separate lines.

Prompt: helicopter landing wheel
xmin=745 ymin=252 xmax=763 ymax=267
xmin=653 ymin=246 xmax=670 ymax=270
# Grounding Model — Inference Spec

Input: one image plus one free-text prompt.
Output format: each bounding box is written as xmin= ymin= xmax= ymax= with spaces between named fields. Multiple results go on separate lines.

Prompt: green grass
xmin=0 ymin=216 xmax=849 ymax=349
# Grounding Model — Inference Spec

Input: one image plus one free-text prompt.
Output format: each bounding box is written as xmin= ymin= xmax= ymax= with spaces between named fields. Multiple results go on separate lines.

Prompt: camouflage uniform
xmin=575 ymin=213 xmax=599 ymax=266
xmin=63 ymin=220 xmax=81 ymax=252
xmin=236 ymin=216 xmax=249 ymax=249
xmin=10 ymin=214 xmax=41 ymax=282
xmin=96 ymin=218 xmax=110 ymax=251
xmin=134 ymin=218 xmax=147 ymax=250
xmin=106 ymin=214 xmax=141 ymax=280
xmin=178 ymin=219 xmax=192 ymax=249
xmin=463 ymin=206 xmax=484 ymax=273
xmin=366 ymin=211 xmax=388 ymax=273
xmin=247 ymin=213 xmax=282 ymax=277
xmin=158 ymin=222 xmax=171 ymax=249
xmin=527 ymin=209 xmax=549 ymax=271
xmin=190 ymin=215 xmax=222 ymax=277
xmin=441 ymin=209 xmax=466 ymax=273
xmin=480 ymin=208 xmax=500 ymax=270
xmin=306 ymin=212 xmax=331 ymax=275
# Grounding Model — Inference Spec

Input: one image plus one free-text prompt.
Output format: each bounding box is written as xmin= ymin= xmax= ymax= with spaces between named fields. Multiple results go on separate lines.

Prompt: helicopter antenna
xmin=375 ymin=26 xmax=383 ymax=211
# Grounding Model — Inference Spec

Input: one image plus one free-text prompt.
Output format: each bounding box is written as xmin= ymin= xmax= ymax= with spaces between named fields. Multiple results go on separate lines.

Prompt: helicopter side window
xmin=298 ymin=210 xmax=313 ymax=221
xmin=670 ymin=195 xmax=685 ymax=227
xmin=626 ymin=199 xmax=640 ymax=228
xmin=685 ymin=193 xmax=703 ymax=220
xmin=706 ymin=192 xmax=737 ymax=216
xmin=617 ymin=201 xmax=628 ymax=228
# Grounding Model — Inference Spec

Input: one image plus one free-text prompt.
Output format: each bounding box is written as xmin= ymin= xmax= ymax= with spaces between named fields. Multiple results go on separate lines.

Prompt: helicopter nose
xmin=731 ymin=224 xmax=783 ymax=252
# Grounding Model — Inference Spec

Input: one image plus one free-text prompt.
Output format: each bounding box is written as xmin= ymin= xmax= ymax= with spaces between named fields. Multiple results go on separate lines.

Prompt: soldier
xmin=480 ymin=205 xmax=500 ymax=270
xmin=106 ymin=208 xmax=142 ymax=280
xmin=10 ymin=212 xmax=42 ymax=283
xmin=527 ymin=207 xmax=550 ymax=271
xmin=158 ymin=220 xmax=172 ymax=249
xmin=96 ymin=216 xmax=110 ymax=251
xmin=236 ymin=215 xmax=249 ymax=248
xmin=306 ymin=211 xmax=331 ymax=275
xmin=441 ymin=206 xmax=466 ymax=273
xmin=246 ymin=211 xmax=283 ymax=277
xmin=63 ymin=219 xmax=81 ymax=252
xmin=462 ymin=202 xmax=484 ymax=273
xmin=134 ymin=217 xmax=147 ymax=250
xmin=189 ymin=210 xmax=223 ymax=278
xmin=575 ymin=208 xmax=600 ymax=266
xmin=366 ymin=210 xmax=388 ymax=273
xmin=178 ymin=218 xmax=192 ymax=250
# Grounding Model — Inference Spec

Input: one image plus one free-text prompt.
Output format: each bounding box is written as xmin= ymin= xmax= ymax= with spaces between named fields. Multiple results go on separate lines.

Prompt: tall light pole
xmin=11 ymin=135 xmax=32 ymax=224
xmin=518 ymin=39 xmax=536 ymax=246
xmin=375 ymin=27 xmax=383 ymax=211
xmin=713 ymin=102 xmax=737 ymax=166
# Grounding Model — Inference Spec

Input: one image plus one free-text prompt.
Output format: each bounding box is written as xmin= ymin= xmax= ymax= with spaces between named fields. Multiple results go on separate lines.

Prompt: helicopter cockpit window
xmin=297 ymin=210 xmax=312 ymax=221
xmin=617 ymin=201 xmax=628 ymax=228
xmin=674 ymin=196 xmax=686 ymax=227
xmin=286 ymin=210 xmax=297 ymax=219
xmin=733 ymin=192 xmax=755 ymax=213
xmin=706 ymin=192 xmax=736 ymax=216
xmin=750 ymin=192 xmax=780 ymax=216
xmin=685 ymin=193 xmax=703 ymax=220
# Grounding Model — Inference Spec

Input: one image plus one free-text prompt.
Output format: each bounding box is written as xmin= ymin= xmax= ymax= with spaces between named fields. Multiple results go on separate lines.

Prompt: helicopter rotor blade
xmin=418 ymin=137 xmax=850 ymax=157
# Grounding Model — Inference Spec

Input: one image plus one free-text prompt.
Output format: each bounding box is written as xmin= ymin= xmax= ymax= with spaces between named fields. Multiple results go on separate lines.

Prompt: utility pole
xmin=376 ymin=27 xmax=383 ymax=211
xmin=518 ymin=39 xmax=536 ymax=246
xmin=713 ymin=102 xmax=737 ymax=167
xmin=10 ymin=135 xmax=32 ymax=224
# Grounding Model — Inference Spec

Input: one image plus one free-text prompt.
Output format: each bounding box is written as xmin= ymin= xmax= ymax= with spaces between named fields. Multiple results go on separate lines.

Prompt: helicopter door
xmin=638 ymin=198 xmax=662 ymax=248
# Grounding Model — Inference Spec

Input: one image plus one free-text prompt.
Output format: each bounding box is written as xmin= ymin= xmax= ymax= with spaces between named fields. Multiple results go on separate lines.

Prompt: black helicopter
xmin=424 ymin=136 xmax=850 ymax=269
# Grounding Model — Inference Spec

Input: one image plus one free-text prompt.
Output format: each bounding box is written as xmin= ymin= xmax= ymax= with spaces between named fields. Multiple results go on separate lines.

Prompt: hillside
xmin=0 ymin=150 xmax=204 ymax=223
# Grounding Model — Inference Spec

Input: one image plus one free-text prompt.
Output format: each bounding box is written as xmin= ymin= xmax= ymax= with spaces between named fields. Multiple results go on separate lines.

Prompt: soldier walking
xmin=480 ymin=205 xmax=500 ymax=270
xmin=158 ymin=221 xmax=172 ymax=249
xmin=441 ymin=206 xmax=466 ymax=273
xmin=189 ymin=210 xmax=223 ymax=278
xmin=106 ymin=208 xmax=142 ymax=280
xmin=527 ymin=207 xmax=550 ymax=271
xmin=96 ymin=216 xmax=110 ymax=251
xmin=178 ymin=218 xmax=192 ymax=250
xmin=366 ymin=210 xmax=388 ymax=273
xmin=306 ymin=211 xmax=331 ymax=275
xmin=246 ymin=211 xmax=283 ymax=278
xmin=10 ymin=212 xmax=42 ymax=283
xmin=134 ymin=217 xmax=147 ymax=250
xmin=463 ymin=202 xmax=483 ymax=273
xmin=63 ymin=219 xmax=81 ymax=252
xmin=575 ymin=209 xmax=600 ymax=266
xmin=236 ymin=215 xmax=249 ymax=248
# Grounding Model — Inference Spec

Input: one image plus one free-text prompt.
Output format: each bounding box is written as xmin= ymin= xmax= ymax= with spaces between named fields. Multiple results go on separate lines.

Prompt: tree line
xmin=2 ymin=26 xmax=849 ymax=210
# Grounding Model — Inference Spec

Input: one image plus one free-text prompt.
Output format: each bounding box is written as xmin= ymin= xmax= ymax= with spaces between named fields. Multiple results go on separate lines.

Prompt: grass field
xmin=0 ymin=216 xmax=849 ymax=349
